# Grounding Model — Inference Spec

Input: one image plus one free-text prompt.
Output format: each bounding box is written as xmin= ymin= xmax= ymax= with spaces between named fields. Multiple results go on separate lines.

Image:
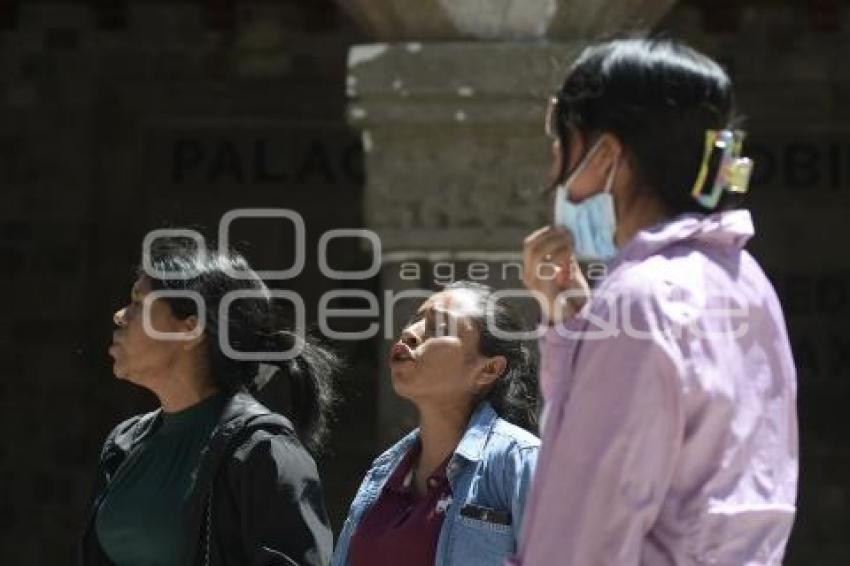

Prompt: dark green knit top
xmin=95 ymin=393 xmax=226 ymax=565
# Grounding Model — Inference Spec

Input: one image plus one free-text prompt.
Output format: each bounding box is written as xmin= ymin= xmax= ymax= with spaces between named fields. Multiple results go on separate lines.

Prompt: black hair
xmin=140 ymin=236 xmax=337 ymax=454
xmin=552 ymin=38 xmax=740 ymax=215
xmin=444 ymin=281 xmax=539 ymax=434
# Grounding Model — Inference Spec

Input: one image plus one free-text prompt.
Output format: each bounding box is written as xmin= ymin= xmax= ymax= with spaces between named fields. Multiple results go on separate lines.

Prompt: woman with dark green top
xmin=81 ymin=236 xmax=338 ymax=566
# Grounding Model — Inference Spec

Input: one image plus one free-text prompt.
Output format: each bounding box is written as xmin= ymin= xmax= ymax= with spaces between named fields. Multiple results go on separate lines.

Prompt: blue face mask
xmin=553 ymin=140 xmax=619 ymax=262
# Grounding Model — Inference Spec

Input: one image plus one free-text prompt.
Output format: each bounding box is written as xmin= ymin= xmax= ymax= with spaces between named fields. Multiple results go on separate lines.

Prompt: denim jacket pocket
xmin=448 ymin=513 xmax=515 ymax=565
xmin=459 ymin=503 xmax=511 ymax=526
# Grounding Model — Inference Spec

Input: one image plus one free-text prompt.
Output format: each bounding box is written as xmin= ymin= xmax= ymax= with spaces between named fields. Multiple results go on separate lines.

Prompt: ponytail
xmin=266 ymin=332 xmax=338 ymax=454
xmin=484 ymin=342 xmax=539 ymax=434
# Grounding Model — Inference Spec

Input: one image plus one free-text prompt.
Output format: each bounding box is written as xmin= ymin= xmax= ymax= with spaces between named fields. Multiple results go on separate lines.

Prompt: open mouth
xmin=389 ymin=342 xmax=415 ymax=364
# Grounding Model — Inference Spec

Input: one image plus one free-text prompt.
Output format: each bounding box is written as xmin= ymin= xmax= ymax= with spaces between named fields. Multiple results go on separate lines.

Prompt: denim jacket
xmin=333 ymin=402 xmax=539 ymax=566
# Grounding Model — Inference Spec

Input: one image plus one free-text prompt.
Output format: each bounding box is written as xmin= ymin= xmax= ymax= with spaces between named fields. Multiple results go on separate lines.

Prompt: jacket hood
xmin=616 ymin=209 xmax=755 ymax=266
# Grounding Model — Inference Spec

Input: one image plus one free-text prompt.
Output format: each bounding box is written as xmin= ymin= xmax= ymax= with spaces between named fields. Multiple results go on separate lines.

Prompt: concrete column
xmin=340 ymin=0 xmax=677 ymax=443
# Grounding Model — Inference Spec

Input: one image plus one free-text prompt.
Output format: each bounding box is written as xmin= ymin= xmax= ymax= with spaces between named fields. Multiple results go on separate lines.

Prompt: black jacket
xmin=80 ymin=392 xmax=333 ymax=565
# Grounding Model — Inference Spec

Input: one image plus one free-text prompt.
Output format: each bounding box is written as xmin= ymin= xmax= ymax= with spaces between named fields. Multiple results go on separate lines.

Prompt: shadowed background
xmin=0 ymin=0 xmax=847 ymax=563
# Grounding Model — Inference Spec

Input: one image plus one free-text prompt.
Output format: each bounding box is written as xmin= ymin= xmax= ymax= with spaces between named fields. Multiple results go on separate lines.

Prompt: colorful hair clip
xmin=691 ymin=129 xmax=754 ymax=209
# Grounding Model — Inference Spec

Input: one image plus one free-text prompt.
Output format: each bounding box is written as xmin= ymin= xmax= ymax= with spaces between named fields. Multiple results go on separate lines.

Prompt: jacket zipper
xmin=204 ymin=482 xmax=213 ymax=565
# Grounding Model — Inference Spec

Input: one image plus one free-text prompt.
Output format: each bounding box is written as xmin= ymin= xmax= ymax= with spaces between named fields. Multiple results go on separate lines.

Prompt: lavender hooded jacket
xmin=512 ymin=210 xmax=798 ymax=565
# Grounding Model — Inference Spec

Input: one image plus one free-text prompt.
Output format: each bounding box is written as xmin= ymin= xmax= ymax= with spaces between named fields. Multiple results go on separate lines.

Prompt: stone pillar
xmin=340 ymin=0 xmax=677 ymax=444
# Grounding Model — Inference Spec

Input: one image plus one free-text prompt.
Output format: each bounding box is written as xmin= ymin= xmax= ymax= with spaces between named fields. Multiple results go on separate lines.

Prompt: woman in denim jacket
xmin=334 ymin=281 xmax=540 ymax=566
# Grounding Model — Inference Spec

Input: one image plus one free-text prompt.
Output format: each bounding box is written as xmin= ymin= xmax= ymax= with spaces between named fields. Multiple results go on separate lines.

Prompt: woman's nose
xmin=113 ymin=308 xmax=128 ymax=328
xmin=400 ymin=327 xmax=420 ymax=348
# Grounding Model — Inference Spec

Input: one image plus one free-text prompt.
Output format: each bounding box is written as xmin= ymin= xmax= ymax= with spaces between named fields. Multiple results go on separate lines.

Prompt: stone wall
xmin=0 ymin=2 xmax=375 ymax=563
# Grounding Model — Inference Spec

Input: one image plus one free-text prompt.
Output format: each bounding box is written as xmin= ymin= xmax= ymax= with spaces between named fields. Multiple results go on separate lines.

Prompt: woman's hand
xmin=522 ymin=226 xmax=590 ymax=325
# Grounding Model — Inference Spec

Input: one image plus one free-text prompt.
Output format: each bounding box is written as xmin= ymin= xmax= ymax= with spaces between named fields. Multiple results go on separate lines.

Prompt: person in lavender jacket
xmin=512 ymin=39 xmax=798 ymax=565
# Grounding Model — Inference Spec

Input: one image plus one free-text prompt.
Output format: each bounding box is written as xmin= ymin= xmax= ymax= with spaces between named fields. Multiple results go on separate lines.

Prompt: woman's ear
xmin=179 ymin=315 xmax=206 ymax=350
xmin=563 ymin=131 xmax=623 ymax=201
xmin=476 ymin=355 xmax=507 ymax=389
xmin=590 ymin=133 xmax=623 ymax=175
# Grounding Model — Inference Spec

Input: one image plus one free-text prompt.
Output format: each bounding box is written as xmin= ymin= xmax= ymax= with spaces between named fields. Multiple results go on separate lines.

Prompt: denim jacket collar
xmin=373 ymin=401 xmax=499 ymax=472
xmin=454 ymin=401 xmax=499 ymax=462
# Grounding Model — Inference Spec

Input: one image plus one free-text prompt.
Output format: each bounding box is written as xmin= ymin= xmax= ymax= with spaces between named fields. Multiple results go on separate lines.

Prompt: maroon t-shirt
xmin=348 ymin=442 xmax=453 ymax=566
